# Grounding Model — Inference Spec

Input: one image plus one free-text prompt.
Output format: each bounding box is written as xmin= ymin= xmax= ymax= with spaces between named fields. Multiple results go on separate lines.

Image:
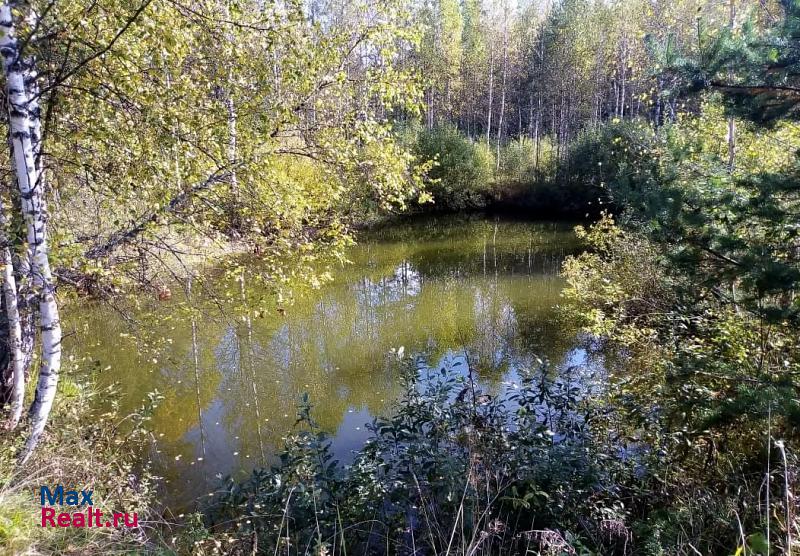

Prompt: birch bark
xmin=0 ymin=1 xmax=62 ymax=459
xmin=486 ymin=38 xmax=494 ymax=146
xmin=727 ymin=0 xmax=737 ymax=172
xmin=219 ymin=1 xmax=238 ymax=201
xmin=217 ymin=0 xmax=239 ymax=228
xmin=495 ymin=1 xmax=508 ymax=171
xmin=2 ymin=243 xmax=24 ymax=429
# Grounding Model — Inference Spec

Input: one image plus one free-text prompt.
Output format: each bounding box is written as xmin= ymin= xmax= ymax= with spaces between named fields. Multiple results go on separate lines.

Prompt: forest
xmin=0 ymin=0 xmax=797 ymax=554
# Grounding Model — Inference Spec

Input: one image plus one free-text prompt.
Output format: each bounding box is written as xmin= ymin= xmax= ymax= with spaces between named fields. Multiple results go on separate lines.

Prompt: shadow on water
xmin=68 ymin=215 xmax=600 ymax=508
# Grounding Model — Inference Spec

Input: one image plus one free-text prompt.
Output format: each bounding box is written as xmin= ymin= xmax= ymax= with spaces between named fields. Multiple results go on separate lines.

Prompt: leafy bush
xmin=206 ymin=338 xmax=796 ymax=555
xmin=414 ymin=124 xmax=495 ymax=210
xmin=562 ymin=213 xmax=672 ymax=346
xmin=207 ymin=363 xmax=627 ymax=555
xmin=498 ymin=136 xmax=537 ymax=181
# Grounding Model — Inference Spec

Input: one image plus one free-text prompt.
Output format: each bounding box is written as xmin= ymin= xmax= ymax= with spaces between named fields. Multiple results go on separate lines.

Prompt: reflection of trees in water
xmin=68 ymin=217 xmax=581 ymax=508
xmin=470 ymin=285 xmax=517 ymax=373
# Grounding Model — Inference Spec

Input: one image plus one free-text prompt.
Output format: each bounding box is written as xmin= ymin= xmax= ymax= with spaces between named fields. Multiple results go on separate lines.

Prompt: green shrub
xmin=562 ymin=214 xmax=800 ymax=554
xmin=208 ymin=363 xmax=639 ymax=554
xmin=414 ymin=124 xmax=495 ymax=210
xmin=498 ymin=136 xmax=537 ymax=181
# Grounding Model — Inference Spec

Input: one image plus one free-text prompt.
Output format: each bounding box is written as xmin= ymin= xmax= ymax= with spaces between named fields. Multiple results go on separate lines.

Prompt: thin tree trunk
xmin=620 ymin=56 xmax=626 ymax=118
xmin=528 ymin=94 xmax=534 ymax=137
xmin=495 ymin=4 xmax=508 ymax=171
xmin=655 ymin=76 xmax=663 ymax=127
xmin=727 ymin=0 xmax=736 ymax=172
xmin=16 ymin=256 xmax=35 ymax=384
xmin=226 ymin=95 xmax=238 ymax=194
xmin=534 ymin=93 xmax=541 ymax=178
xmin=218 ymin=1 xmax=239 ymax=225
xmin=18 ymin=6 xmax=41 ymax=388
xmin=2 ymin=246 xmax=24 ymax=428
xmin=486 ymin=38 xmax=495 ymax=146
xmin=0 ymin=1 xmax=62 ymax=461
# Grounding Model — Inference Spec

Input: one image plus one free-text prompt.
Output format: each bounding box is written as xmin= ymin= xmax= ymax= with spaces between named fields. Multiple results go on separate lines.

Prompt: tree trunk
xmin=495 ymin=4 xmax=508 ymax=171
xmin=620 ymin=44 xmax=626 ymax=119
xmin=486 ymin=38 xmax=494 ymax=146
xmin=226 ymin=95 xmax=238 ymax=196
xmin=727 ymin=0 xmax=737 ymax=172
xmin=218 ymin=1 xmax=240 ymax=226
xmin=0 ymin=1 xmax=62 ymax=461
xmin=534 ymin=93 xmax=541 ymax=178
xmin=2 ymin=247 xmax=24 ymax=429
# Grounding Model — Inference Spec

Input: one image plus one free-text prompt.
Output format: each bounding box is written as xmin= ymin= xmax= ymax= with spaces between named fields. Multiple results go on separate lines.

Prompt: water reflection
xmin=70 ymin=216 xmax=591 ymax=507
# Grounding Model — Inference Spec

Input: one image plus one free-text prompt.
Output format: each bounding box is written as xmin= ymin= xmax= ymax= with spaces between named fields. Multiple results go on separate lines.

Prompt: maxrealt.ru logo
xmin=39 ymin=485 xmax=138 ymax=528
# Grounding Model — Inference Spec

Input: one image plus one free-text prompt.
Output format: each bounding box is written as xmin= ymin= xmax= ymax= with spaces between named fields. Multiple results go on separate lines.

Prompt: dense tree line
xmin=411 ymin=0 xmax=782 ymax=168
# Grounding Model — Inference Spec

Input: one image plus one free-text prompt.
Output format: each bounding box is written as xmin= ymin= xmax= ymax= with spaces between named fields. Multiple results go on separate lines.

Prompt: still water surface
xmin=73 ymin=216 xmax=594 ymax=507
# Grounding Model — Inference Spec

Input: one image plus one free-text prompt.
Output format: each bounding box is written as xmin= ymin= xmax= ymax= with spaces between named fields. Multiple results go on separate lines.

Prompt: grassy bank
xmin=0 ymin=371 xmax=194 ymax=554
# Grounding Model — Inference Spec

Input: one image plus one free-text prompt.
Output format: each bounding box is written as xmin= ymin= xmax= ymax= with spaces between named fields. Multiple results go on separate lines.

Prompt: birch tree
xmin=0 ymin=0 xmax=62 ymax=460
xmin=495 ymin=0 xmax=509 ymax=169
xmin=1 ymin=223 xmax=24 ymax=429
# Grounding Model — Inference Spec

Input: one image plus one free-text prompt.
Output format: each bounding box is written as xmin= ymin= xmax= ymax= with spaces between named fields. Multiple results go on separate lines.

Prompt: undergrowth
xmin=0 ymin=371 xmax=170 ymax=555
xmin=202 ymin=361 xmax=635 ymax=555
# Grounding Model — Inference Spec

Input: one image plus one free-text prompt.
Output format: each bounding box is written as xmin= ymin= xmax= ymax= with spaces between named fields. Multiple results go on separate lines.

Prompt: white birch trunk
xmin=226 ymin=95 xmax=238 ymax=196
xmin=495 ymin=3 xmax=508 ymax=171
xmin=24 ymin=9 xmax=41 ymax=169
xmin=486 ymin=39 xmax=494 ymax=146
xmin=0 ymin=1 xmax=62 ymax=460
xmin=727 ymin=0 xmax=736 ymax=172
xmin=2 ymin=245 xmax=24 ymax=428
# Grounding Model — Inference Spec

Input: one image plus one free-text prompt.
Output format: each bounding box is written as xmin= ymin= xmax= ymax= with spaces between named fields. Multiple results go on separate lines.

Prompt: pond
xmin=70 ymin=215 xmax=599 ymax=508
